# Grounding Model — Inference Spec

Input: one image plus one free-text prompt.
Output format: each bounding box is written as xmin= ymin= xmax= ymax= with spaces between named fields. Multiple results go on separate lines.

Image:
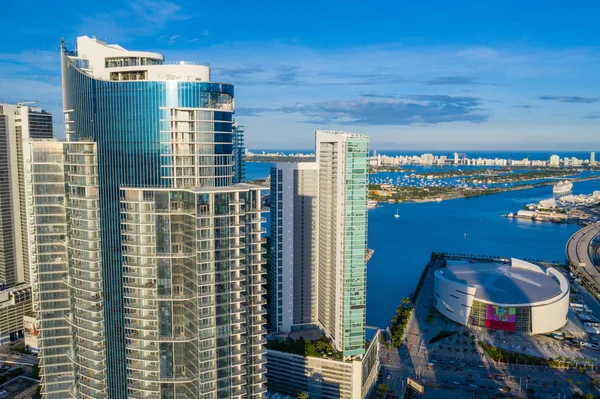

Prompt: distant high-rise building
xmin=233 ymin=123 xmax=245 ymax=183
xmin=268 ymin=162 xmax=319 ymax=333
xmin=591 ymin=152 xmax=596 ymax=165
xmin=316 ymin=131 xmax=369 ymax=358
xmin=56 ymin=35 xmax=267 ymax=399
xmin=549 ymin=154 xmax=560 ymax=167
xmin=269 ymin=132 xmax=369 ymax=358
xmin=266 ymin=131 xmax=375 ymax=398
xmin=421 ymin=153 xmax=434 ymax=165
xmin=0 ymin=104 xmax=53 ymax=287
xmin=453 ymin=152 xmax=459 ymax=165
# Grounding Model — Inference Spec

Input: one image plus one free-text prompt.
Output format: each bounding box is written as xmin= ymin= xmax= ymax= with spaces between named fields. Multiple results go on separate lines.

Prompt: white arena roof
xmin=437 ymin=259 xmax=564 ymax=305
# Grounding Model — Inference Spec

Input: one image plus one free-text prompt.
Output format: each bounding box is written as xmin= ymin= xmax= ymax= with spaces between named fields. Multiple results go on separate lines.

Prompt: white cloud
xmin=77 ymin=0 xmax=191 ymax=42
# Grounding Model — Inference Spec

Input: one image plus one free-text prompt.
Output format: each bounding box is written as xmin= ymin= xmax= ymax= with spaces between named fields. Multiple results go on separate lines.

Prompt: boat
xmin=553 ymin=180 xmax=573 ymax=194
xmin=394 ymin=209 xmax=400 ymax=219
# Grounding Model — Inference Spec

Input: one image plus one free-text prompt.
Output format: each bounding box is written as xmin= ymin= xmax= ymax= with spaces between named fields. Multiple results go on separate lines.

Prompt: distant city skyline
xmin=1 ymin=1 xmax=599 ymax=149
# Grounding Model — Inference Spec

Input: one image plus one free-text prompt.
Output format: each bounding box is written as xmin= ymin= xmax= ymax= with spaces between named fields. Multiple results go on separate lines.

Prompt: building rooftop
xmin=437 ymin=259 xmax=565 ymax=305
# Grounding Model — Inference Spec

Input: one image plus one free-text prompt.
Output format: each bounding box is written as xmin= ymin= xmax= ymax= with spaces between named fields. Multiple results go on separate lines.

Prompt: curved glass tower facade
xmin=58 ymin=36 xmax=267 ymax=399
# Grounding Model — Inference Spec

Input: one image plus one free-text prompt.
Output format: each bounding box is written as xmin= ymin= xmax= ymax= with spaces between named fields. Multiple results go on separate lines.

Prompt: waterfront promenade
xmin=567 ymin=222 xmax=600 ymax=293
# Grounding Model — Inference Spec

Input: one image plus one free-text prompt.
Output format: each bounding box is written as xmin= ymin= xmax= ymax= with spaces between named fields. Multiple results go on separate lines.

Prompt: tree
xmin=566 ymin=378 xmax=573 ymax=384
xmin=585 ymin=393 xmax=594 ymax=399
xmin=376 ymin=384 xmax=389 ymax=399
xmin=591 ymin=378 xmax=598 ymax=387
xmin=297 ymin=392 xmax=309 ymax=399
xmin=543 ymin=382 xmax=548 ymax=390
xmin=31 ymin=363 xmax=40 ymax=379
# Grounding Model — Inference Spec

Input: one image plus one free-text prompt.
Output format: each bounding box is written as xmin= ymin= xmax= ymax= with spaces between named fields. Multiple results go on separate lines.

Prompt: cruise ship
xmin=553 ymin=180 xmax=573 ymax=194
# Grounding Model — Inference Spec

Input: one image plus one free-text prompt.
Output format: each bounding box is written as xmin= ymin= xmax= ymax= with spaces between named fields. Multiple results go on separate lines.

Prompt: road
xmin=567 ymin=222 xmax=600 ymax=293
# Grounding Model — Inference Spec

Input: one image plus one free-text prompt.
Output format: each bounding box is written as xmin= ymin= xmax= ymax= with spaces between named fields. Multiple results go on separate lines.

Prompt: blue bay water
xmin=247 ymin=161 xmax=600 ymax=329
xmin=366 ymin=178 xmax=599 ymax=328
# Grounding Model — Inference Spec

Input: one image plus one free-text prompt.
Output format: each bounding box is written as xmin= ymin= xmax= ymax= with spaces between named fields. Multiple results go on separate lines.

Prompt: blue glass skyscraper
xmin=57 ymin=36 xmax=267 ymax=399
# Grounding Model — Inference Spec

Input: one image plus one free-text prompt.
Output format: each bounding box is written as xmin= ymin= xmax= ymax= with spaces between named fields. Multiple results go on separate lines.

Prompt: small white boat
xmin=394 ymin=209 xmax=400 ymax=219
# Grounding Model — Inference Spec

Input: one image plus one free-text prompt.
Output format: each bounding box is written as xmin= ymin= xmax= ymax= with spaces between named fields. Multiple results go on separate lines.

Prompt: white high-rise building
xmin=549 ymin=154 xmax=560 ymax=167
xmin=267 ymin=131 xmax=376 ymax=399
xmin=591 ymin=152 xmax=596 ymax=165
xmin=269 ymin=131 xmax=369 ymax=357
xmin=316 ymin=131 xmax=369 ymax=358
xmin=268 ymin=162 xmax=319 ymax=333
xmin=23 ymin=140 xmax=74 ymax=397
xmin=0 ymin=104 xmax=53 ymax=286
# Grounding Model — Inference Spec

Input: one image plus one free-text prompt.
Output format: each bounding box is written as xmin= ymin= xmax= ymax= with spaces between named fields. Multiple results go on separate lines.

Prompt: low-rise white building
xmin=266 ymin=329 xmax=381 ymax=399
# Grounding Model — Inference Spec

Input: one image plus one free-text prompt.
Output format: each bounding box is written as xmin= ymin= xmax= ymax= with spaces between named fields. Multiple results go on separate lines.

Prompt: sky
xmin=0 ymin=0 xmax=598 ymax=150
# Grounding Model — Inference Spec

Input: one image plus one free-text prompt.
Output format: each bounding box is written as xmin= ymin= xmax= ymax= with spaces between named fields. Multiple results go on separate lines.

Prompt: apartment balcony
xmin=71 ymin=261 xmax=102 ymax=274
xmin=127 ymin=392 xmax=160 ymax=399
xmin=252 ymin=306 xmax=267 ymax=317
xmin=249 ymin=336 xmax=267 ymax=347
xmin=68 ymin=352 xmax=106 ymax=372
xmin=123 ymin=269 xmax=156 ymax=279
xmin=65 ymin=314 xmax=103 ymax=334
xmin=248 ymin=383 xmax=268 ymax=396
xmin=64 ymin=276 xmax=102 ymax=292
xmin=248 ymin=347 xmax=267 ymax=360
xmin=127 ymin=360 xmax=159 ymax=372
xmin=75 ymin=332 xmax=105 ymax=345
xmin=125 ymin=351 xmax=157 ymax=362
xmin=75 ymin=338 xmax=104 ymax=353
xmin=128 ymin=372 xmax=197 ymax=384
xmin=126 ymin=343 xmax=158 ymax=353
xmin=124 ymin=321 xmax=158 ymax=331
xmin=78 ymin=374 xmax=108 ymax=392
xmin=123 ymin=291 xmax=158 ymax=301
xmin=228 ymin=386 xmax=245 ymax=397
xmin=72 ymin=273 xmax=102 ymax=285
xmin=124 ymin=311 xmax=157 ymax=322
xmin=126 ymin=372 xmax=160 ymax=383
xmin=71 ymin=385 xmax=108 ymax=399
xmin=127 ymin=380 xmax=160 ymax=393
xmin=124 ymin=330 xmax=158 ymax=341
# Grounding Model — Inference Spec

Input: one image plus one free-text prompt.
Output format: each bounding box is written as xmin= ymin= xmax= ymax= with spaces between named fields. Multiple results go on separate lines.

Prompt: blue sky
xmin=0 ymin=0 xmax=598 ymax=150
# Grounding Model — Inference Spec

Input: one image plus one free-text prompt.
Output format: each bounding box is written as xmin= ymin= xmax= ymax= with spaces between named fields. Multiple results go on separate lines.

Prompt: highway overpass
xmin=566 ymin=223 xmax=600 ymax=293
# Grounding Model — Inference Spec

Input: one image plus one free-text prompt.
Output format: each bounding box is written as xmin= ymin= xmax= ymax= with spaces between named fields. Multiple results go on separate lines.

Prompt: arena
xmin=433 ymin=258 xmax=569 ymax=334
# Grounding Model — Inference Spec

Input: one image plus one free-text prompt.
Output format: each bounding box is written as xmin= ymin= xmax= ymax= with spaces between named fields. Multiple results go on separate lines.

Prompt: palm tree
xmin=298 ymin=392 xmax=310 ymax=399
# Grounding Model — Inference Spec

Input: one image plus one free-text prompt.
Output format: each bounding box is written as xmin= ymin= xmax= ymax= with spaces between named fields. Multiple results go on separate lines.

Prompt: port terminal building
xmin=434 ymin=258 xmax=569 ymax=334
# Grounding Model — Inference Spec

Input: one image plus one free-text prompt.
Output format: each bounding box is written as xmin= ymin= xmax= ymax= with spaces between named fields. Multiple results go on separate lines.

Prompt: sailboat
xmin=394 ymin=209 xmax=400 ymax=219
